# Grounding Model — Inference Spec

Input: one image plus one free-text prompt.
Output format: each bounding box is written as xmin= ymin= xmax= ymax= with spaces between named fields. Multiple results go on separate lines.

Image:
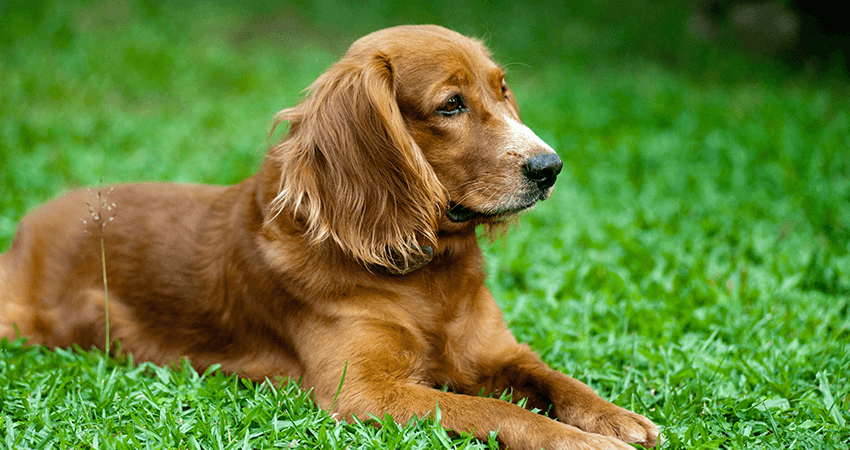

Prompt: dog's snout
xmin=522 ymin=153 xmax=562 ymax=189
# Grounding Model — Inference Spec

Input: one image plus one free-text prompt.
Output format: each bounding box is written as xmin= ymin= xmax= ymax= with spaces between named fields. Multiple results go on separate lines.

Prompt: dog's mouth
xmin=446 ymin=203 xmax=480 ymax=222
xmin=447 ymin=199 xmax=540 ymax=223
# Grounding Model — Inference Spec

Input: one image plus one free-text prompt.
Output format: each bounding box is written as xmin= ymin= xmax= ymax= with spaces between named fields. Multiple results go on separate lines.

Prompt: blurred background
xmin=5 ymin=0 xmax=848 ymax=76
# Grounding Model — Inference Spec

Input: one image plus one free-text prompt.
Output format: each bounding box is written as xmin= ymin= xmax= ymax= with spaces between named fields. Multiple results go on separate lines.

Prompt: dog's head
xmin=268 ymin=25 xmax=561 ymax=273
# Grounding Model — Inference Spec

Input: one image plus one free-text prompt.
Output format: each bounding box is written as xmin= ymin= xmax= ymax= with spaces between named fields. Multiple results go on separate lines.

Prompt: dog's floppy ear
xmin=268 ymin=51 xmax=447 ymax=274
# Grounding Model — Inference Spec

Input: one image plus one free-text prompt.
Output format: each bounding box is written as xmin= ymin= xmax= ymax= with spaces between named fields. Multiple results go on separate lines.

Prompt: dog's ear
xmin=268 ymin=52 xmax=447 ymax=274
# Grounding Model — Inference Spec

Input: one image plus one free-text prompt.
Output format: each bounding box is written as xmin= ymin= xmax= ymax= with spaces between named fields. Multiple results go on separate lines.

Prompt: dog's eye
xmin=501 ymin=79 xmax=510 ymax=99
xmin=437 ymin=94 xmax=468 ymax=116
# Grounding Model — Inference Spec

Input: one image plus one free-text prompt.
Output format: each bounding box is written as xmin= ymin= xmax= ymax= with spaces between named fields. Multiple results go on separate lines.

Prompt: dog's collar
xmin=371 ymin=245 xmax=433 ymax=275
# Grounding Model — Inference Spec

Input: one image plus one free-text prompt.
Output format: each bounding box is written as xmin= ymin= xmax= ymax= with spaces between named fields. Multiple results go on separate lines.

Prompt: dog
xmin=0 ymin=25 xmax=658 ymax=450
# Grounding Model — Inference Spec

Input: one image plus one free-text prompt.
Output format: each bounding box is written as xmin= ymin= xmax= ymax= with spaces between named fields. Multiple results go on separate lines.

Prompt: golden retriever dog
xmin=0 ymin=25 xmax=658 ymax=449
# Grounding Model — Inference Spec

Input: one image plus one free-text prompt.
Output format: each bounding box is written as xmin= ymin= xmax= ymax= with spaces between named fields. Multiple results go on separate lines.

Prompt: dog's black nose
xmin=522 ymin=153 xmax=562 ymax=189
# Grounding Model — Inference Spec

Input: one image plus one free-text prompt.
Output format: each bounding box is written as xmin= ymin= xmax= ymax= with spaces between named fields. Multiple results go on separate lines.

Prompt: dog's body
xmin=0 ymin=25 xmax=658 ymax=450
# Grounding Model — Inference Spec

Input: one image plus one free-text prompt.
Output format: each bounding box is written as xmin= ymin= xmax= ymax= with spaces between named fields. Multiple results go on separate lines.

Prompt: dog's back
xmin=0 ymin=182 xmax=232 ymax=349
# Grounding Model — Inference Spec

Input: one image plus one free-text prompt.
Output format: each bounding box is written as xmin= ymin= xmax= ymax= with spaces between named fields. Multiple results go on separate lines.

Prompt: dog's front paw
xmin=586 ymin=408 xmax=659 ymax=449
xmin=560 ymin=431 xmax=642 ymax=450
xmin=541 ymin=422 xmax=649 ymax=450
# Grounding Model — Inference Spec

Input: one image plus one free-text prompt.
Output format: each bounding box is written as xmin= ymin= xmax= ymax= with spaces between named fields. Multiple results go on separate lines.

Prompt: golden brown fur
xmin=0 ymin=25 xmax=658 ymax=449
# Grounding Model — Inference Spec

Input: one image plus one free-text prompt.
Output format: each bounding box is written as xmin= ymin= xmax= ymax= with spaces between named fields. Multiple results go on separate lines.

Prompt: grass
xmin=1 ymin=0 xmax=849 ymax=448
xmin=0 ymin=340 xmax=474 ymax=449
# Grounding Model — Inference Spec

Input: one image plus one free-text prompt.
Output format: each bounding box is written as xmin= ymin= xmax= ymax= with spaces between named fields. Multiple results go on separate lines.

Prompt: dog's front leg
xmin=303 ymin=324 xmax=638 ymax=450
xmin=330 ymin=379 xmax=639 ymax=450
xmin=479 ymin=350 xmax=659 ymax=448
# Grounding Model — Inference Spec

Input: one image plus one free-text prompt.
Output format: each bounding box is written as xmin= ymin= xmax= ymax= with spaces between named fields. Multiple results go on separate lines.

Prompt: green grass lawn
xmin=1 ymin=0 xmax=849 ymax=448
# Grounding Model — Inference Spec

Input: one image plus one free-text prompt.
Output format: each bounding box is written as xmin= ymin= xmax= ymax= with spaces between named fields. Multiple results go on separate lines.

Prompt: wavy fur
xmin=268 ymin=52 xmax=446 ymax=273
